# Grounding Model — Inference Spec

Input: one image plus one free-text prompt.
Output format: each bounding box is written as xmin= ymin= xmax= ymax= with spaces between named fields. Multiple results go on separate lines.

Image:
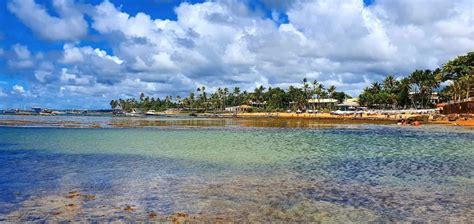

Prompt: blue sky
xmin=0 ymin=0 xmax=473 ymax=109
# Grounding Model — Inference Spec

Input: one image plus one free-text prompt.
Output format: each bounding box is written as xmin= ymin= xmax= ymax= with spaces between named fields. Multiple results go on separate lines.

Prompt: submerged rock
xmin=123 ymin=205 xmax=135 ymax=212
xmin=83 ymin=194 xmax=96 ymax=201
xmin=148 ymin=211 xmax=157 ymax=219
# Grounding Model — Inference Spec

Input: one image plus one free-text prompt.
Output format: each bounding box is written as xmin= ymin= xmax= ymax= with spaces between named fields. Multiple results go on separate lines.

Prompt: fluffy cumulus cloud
xmin=3 ymin=0 xmax=474 ymax=108
xmin=7 ymin=0 xmax=88 ymax=41
xmin=86 ymin=0 xmax=474 ymax=96
xmin=61 ymin=44 xmax=123 ymax=66
xmin=11 ymin=84 xmax=26 ymax=94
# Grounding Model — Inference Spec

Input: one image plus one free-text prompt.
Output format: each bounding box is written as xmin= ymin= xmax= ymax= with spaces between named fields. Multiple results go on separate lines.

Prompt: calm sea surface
xmin=0 ymin=115 xmax=473 ymax=222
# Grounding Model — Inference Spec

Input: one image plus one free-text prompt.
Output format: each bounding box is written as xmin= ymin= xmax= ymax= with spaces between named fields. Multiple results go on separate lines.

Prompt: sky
xmin=0 ymin=0 xmax=473 ymax=109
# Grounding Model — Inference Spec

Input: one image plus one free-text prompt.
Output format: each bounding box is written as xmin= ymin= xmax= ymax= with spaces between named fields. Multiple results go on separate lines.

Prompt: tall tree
xmin=327 ymin=85 xmax=336 ymax=99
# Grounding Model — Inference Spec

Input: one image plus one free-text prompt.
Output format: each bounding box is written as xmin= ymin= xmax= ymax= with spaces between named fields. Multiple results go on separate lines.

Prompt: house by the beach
xmin=225 ymin=105 xmax=252 ymax=113
xmin=307 ymin=98 xmax=338 ymax=110
xmin=409 ymin=91 xmax=440 ymax=105
xmin=336 ymin=98 xmax=361 ymax=111
xmin=248 ymin=100 xmax=266 ymax=107
xmin=224 ymin=106 xmax=240 ymax=112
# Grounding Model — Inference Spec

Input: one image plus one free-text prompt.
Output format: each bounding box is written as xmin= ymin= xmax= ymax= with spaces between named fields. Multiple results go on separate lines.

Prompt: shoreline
xmin=0 ymin=113 xmax=473 ymax=128
xmin=200 ymin=112 xmax=474 ymax=127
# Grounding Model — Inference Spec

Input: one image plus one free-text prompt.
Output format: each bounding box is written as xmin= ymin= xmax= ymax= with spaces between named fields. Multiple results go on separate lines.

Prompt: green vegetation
xmin=438 ymin=52 xmax=474 ymax=102
xmin=360 ymin=52 xmax=473 ymax=109
xmin=110 ymin=93 xmax=179 ymax=112
xmin=110 ymin=80 xmax=349 ymax=112
xmin=111 ymin=52 xmax=473 ymax=112
xmin=359 ymin=71 xmax=439 ymax=109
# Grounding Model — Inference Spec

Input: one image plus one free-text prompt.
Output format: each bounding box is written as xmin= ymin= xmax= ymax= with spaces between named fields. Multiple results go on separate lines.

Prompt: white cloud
xmin=0 ymin=88 xmax=7 ymax=97
xmin=88 ymin=0 xmax=393 ymax=95
xmin=7 ymin=0 xmax=88 ymax=41
xmin=55 ymin=0 xmax=474 ymax=101
xmin=34 ymin=70 xmax=52 ymax=83
xmin=94 ymin=49 xmax=124 ymax=65
xmin=8 ymin=44 xmax=34 ymax=69
xmin=61 ymin=43 xmax=123 ymax=65
xmin=61 ymin=43 xmax=85 ymax=64
xmin=368 ymin=0 xmax=474 ymax=69
xmin=11 ymin=85 xmax=26 ymax=94
xmin=4 ymin=0 xmax=474 ymax=109
xmin=13 ymin=44 xmax=31 ymax=60
xmin=60 ymin=68 xmax=93 ymax=86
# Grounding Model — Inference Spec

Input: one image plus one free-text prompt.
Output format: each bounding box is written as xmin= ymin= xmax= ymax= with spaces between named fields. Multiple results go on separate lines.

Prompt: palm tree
xmin=223 ymin=87 xmax=229 ymax=109
xmin=232 ymin=87 xmax=241 ymax=106
xmin=176 ymin=96 xmax=182 ymax=108
xmin=199 ymin=86 xmax=207 ymax=110
xmin=383 ymin=75 xmax=399 ymax=108
xmin=201 ymin=86 xmax=206 ymax=100
xmin=189 ymin=92 xmax=195 ymax=110
xmin=383 ymin=75 xmax=397 ymax=92
xmin=254 ymin=85 xmax=266 ymax=105
xmin=110 ymin=100 xmax=118 ymax=110
xmin=312 ymin=80 xmax=319 ymax=96
xmin=315 ymin=84 xmax=325 ymax=107
xmin=370 ymin=82 xmax=382 ymax=93
xmin=302 ymin=78 xmax=310 ymax=109
xmin=327 ymin=85 xmax=336 ymax=99
xmin=459 ymin=74 xmax=474 ymax=100
xmin=233 ymin=87 xmax=240 ymax=95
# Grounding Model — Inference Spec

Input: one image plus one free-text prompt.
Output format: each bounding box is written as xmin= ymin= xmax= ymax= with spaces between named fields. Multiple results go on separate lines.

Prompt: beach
xmin=1 ymin=112 xmax=473 ymax=129
xmin=200 ymin=111 xmax=474 ymax=127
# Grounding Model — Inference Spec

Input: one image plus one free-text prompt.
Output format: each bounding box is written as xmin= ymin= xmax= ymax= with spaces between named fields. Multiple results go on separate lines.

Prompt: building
xmin=248 ymin=100 xmax=266 ymax=107
xmin=224 ymin=105 xmax=251 ymax=113
xmin=430 ymin=92 xmax=440 ymax=105
xmin=307 ymin=98 xmax=338 ymax=110
xmin=336 ymin=98 xmax=360 ymax=111
xmin=408 ymin=91 xmax=440 ymax=105
xmin=224 ymin=106 xmax=240 ymax=112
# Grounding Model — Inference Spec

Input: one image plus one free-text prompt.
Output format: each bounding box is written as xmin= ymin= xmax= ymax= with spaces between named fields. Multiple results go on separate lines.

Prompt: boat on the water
xmin=39 ymin=108 xmax=54 ymax=116
xmin=125 ymin=109 xmax=143 ymax=117
xmin=125 ymin=112 xmax=143 ymax=117
xmin=145 ymin=110 xmax=158 ymax=116
xmin=145 ymin=110 xmax=166 ymax=116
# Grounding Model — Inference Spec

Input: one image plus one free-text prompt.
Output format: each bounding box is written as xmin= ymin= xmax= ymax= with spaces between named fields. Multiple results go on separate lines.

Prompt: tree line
xmin=110 ymin=79 xmax=350 ymax=112
xmin=110 ymin=52 xmax=473 ymax=112
xmin=359 ymin=52 xmax=473 ymax=109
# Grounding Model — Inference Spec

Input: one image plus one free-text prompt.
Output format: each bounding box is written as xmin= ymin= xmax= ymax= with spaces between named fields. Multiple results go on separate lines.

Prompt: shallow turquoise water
xmin=0 ymin=123 xmax=473 ymax=222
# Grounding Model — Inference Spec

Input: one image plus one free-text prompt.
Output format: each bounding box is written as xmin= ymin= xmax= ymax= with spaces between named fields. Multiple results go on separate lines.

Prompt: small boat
xmin=145 ymin=110 xmax=159 ymax=116
xmin=52 ymin=111 xmax=66 ymax=115
xmin=39 ymin=109 xmax=54 ymax=116
xmin=125 ymin=112 xmax=142 ymax=117
xmin=125 ymin=109 xmax=143 ymax=117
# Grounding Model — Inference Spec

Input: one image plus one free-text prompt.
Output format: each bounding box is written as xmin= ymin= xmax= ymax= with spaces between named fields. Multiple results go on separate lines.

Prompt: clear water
xmin=0 ymin=117 xmax=473 ymax=222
